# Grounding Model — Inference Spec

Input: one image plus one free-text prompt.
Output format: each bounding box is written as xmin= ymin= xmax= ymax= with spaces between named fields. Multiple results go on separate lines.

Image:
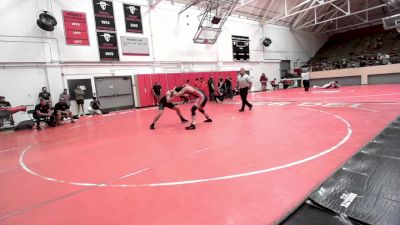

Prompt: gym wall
xmin=0 ymin=0 xmax=327 ymax=124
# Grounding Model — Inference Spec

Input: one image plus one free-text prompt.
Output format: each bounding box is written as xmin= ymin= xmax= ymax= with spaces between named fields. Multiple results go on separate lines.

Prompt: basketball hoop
xmin=193 ymin=27 xmax=221 ymax=44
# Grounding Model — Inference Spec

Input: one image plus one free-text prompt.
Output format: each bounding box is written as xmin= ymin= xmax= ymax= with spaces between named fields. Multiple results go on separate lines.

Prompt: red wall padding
xmin=136 ymin=71 xmax=238 ymax=107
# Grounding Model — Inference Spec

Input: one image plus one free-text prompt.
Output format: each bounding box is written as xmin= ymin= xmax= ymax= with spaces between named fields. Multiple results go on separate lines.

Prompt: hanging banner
xmin=62 ymin=11 xmax=90 ymax=45
xmin=97 ymin=32 xmax=120 ymax=61
xmin=121 ymin=36 xmax=150 ymax=56
xmin=93 ymin=0 xmax=116 ymax=31
xmin=123 ymin=4 xmax=143 ymax=33
xmin=93 ymin=0 xmax=119 ymax=61
xmin=232 ymin=35 xmax=250 ymax=61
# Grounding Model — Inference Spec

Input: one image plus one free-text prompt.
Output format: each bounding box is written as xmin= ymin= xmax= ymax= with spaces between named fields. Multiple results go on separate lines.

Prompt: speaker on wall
xmin=37 ymin=11 xmax=57 ymax=31
xmin=262 ymin=37 xmax=272 ymax=47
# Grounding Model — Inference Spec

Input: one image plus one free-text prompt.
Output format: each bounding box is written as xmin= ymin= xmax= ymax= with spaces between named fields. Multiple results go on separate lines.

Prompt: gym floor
xmin=1 ymin=84 xmax=399 ymax=225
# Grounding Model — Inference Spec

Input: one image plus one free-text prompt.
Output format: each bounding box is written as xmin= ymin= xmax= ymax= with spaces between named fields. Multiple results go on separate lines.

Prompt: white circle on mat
xmin=19 ymin=106 xmax=352 ymax=188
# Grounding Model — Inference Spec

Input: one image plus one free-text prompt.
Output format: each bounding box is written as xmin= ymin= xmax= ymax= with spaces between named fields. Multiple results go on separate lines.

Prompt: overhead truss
xmin=258 ymin=0 xmax=388 ymax=34
xmin=382 ymin=0 xmax=400 ymax=11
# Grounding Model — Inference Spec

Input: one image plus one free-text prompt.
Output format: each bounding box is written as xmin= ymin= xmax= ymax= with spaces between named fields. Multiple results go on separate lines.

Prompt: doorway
xmin=280 ymin=60 xmax=291 ymax=78
xmin=94 ymin=76 xmax=134 ymax=113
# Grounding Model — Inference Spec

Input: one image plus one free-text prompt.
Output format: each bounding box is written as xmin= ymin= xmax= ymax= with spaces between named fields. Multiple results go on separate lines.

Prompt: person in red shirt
xmin=271 ymin=78 xmax=279 ymax=90
xmin=193 ymin=78 xmax=200 ymax=89
xmin=199 ymin=78 xmax=207 ymax=94
xmin=260 ymin=73 xmax=268 ymax=91
xmin=282 ymin=78 xmax=290 ymax=89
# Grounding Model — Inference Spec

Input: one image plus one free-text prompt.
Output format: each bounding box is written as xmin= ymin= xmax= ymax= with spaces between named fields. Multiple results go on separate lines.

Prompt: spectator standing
xmin=152 ymin=82 xmax=162 ymax=106
xmin=59 ymin=89 xmax=71 ymax=107
xmin=208 ymin=76 xmax=215 ymax=102
xmin=260 ymin=73 xmax=268 ymax=91
xmin=341 ymin=58 xmax=347 ymax=69
xmin=194 ymin=78 xmax=200 ymax=89
xmin=218 ymin=77 xmax=225 ymax=97
xmin=74 ymin=85 xmax=85 ymax=117
xmin=199 ymin=78 xmax=207 ymax=94
xmin=224 ymin=76 xmax=233 ymax=99
xmin=39 ymin=87 xmax=52 ymax=106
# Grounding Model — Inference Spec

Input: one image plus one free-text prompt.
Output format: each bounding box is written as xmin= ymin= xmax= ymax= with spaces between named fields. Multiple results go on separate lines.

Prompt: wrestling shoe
xmin=185 ymin=124 xmax=196 ymax=130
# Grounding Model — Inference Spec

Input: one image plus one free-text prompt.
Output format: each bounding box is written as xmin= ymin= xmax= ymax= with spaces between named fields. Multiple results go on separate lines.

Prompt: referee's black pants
xmin=239 ymin=87 xmax=252 ymax=110
xmin=303 ymin=80 xmax=310 ymax=91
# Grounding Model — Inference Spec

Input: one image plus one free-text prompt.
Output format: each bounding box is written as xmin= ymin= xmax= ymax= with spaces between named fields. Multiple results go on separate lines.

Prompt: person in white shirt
xmin=301 ymin=68 xmax=310 ymax=91
xmin=237 ymin=68 xmax=253 ymax=112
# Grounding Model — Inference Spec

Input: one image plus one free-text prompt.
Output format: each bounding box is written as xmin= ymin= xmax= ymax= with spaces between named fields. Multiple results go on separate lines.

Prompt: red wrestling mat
xmin=1 ymin=84 xmax=399 ymax=225
xmin=254 ymin=84 xmax=400 ymax=103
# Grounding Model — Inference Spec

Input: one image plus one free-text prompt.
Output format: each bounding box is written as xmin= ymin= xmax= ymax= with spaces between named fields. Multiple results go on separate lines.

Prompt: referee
xmin=301 ymin=68 xmax=310 ymax=91
xmin=238 ymin=68 xmax=253 ymax=112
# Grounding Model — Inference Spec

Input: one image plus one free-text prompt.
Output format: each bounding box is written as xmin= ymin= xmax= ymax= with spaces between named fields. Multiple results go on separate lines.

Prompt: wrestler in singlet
xmin=173 ymin=85 xmax=212 ymax=130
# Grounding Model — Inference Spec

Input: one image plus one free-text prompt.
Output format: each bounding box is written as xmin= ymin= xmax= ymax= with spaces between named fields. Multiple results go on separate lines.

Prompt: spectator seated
xmin=53 ymin=98 xmax=75 ymax=126
xmin=32 ymin=99 xmax=53 ymax=130
xmin=89 ymin=97 xmax=102 ymax=115
xmin=282 ymin=79 xmax=290 ymax=89
xmin=271 ymin=79 xmax=279 ymax=90
xmin=309 ymin=25 xmax=400 ymax=71
xmin=0 ymin=96 xmax=27 ymax=128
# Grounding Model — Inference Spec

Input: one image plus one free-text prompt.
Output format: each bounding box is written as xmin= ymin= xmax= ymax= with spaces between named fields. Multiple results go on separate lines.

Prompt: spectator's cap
xmin=93 ymin=97 xmax=97 ymax=100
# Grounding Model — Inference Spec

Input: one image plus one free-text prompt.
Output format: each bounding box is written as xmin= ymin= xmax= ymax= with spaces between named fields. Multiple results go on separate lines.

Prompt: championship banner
xmin=93 ymin=0 xmax=116 ymax=31
xmin=97 ymin=32 xmax=120 ymax=61
xmin=123 ymin=4 xmax=143 ymax=33
xmin=62 ymin=11 xmax=89 ymax=45
xmin=121 ymin=36 xmax=150 ymax=56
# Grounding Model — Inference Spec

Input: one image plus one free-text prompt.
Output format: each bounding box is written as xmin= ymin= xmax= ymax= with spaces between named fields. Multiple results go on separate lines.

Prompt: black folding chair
xmin=27 ymin=110 xmax=47 ymax=128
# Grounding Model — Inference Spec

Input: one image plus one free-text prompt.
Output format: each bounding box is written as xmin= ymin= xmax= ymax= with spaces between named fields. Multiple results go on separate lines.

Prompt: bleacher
xmin=310 ymin=25 xmax=400 ymax=71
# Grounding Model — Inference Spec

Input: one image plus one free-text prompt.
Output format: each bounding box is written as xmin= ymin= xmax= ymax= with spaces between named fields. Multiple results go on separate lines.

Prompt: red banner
xmin=63 ymin=11 xmax=90 ymax=46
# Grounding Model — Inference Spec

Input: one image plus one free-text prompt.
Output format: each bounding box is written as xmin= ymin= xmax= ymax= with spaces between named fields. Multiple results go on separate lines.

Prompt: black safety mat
xmin=280 ymin=116 xmax=400 ymax=225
